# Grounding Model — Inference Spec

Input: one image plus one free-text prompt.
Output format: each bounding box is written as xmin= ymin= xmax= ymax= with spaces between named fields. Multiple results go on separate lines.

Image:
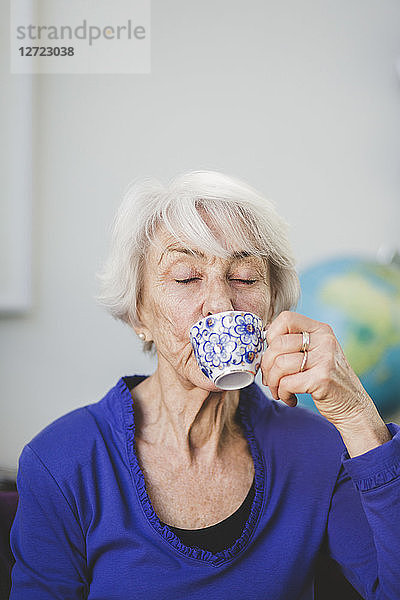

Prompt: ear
xmin=128 ymin=313 xmax=153 ymax=343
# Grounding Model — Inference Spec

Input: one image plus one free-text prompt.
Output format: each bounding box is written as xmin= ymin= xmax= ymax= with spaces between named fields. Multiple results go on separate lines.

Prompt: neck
xmin=132 ymin=363 xmax=241 ymax=463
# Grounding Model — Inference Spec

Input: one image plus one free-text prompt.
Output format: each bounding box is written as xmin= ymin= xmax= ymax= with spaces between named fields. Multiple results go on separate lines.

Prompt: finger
xmin=266 ymin=311 xmax=327 ymax=347
xmin=277 ymin=370 xmax=313 ymax=402
xmin=279 ymin=392 xmax=298 ymax=407
xmin=261 ymin=333 xmax=306 ymax=372
xmin=264 ymin=351 xmax=316 ymax=400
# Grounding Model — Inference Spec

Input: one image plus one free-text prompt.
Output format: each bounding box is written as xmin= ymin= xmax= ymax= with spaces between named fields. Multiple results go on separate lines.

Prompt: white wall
xmin=1 ymin=0 xmax=400 ymax=472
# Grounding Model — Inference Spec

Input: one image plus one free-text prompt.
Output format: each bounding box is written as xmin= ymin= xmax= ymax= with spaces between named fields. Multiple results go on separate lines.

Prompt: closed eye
xmin=175 ymin=278 xmax=257 ymax=285
xmin=230 ymin=279 xmax=257 ymax=285
xmin=174 ymin=278 xmax=201 ymax=284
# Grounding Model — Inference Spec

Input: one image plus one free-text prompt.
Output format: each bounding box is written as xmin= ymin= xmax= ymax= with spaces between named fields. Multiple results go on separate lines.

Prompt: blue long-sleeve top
xmin=10 ymin=375 xmax=400 ymax=599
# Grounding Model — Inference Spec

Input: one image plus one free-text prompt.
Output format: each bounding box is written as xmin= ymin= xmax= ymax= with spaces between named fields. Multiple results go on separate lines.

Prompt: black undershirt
xmin=161 ymin=479 xmax=255 ymax=554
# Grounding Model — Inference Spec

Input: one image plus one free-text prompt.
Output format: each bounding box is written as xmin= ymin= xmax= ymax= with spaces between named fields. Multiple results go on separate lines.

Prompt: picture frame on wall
xmin=0 ymin=71 xmax=33 ymax=314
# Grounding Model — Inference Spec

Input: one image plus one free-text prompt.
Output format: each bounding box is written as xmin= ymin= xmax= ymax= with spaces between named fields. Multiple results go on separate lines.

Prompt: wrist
xmin=334 ymin=402 xmax=392 ymax=458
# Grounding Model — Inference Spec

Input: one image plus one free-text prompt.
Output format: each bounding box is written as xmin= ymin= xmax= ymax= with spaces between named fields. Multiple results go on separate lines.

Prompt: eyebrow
xmin=158 ymin=247 xmax=205 ymax=265
xmin=231 ymin=251 xmax=254 ymax=260
xmin=158 ymin=246 xmax=258 ymax=265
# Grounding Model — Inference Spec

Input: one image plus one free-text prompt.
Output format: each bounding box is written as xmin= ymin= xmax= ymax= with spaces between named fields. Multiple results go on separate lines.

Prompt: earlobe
xmin=129 ymin=315 xmax=153 ymax=344
xmin=129 ymin=314 xmax=145 ymax=338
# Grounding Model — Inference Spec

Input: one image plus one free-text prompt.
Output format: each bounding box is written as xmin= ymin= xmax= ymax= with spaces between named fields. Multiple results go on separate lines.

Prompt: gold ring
xmin=300 ymin=350 xmax=308 ymax=372
xmin=300 ymin=350 xmax=308 ymax=373
xmin=301 ymin=331 xmax=310 ymax=353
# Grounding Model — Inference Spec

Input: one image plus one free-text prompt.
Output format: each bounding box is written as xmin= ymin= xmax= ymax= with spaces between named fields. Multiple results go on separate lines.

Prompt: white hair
xmin=96 ymin=171 xmax=300 ymax=352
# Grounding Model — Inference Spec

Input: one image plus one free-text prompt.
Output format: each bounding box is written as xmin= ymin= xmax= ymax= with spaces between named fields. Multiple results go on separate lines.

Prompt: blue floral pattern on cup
xmin=189 ymin=311 xmax=265 ymax=387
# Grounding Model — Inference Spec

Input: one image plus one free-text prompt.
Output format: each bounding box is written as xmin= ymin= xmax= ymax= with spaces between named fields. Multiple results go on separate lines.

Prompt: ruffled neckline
xmin=118 ymin=375 xmax=266 ymax=566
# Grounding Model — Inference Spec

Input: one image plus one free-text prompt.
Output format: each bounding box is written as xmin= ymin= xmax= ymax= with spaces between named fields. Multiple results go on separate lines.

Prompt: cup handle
xmin=262 ymin=328 xmax=268 ymax=347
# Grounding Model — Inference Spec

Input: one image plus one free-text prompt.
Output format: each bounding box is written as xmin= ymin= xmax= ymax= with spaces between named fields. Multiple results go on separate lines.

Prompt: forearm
xmin=326 ymin=420 xmax=400 ymax=599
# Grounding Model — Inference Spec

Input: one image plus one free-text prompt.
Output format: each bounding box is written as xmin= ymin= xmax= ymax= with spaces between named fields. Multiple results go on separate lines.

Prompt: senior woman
xmin=10 ymin=171 xmax=400 ymax=599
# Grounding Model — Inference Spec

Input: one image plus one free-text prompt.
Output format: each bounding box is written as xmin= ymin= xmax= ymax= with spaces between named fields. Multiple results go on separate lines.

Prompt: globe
xmin=297 ymin=256 xmax=400 ymax=420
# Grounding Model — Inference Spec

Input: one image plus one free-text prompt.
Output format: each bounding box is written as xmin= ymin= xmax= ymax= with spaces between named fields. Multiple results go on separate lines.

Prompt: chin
xmin=183 ymin=365 xmax=224 ymax=394
xmin=173 ymin=354 xmax=225 ymax=394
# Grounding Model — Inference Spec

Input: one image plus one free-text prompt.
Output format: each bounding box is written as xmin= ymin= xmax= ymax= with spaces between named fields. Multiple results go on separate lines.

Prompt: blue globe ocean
xmin=297 ymin=257 xmax=400 ymax=419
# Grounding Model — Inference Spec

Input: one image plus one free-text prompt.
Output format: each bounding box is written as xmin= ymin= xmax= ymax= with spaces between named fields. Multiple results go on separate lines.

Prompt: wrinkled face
xmin=137 ymin=225 xmax=272 ymax=391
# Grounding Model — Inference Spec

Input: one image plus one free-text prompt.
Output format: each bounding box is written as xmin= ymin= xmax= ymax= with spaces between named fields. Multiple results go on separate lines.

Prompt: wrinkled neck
xmin=131 ymin=365 xmax=241 ymax=463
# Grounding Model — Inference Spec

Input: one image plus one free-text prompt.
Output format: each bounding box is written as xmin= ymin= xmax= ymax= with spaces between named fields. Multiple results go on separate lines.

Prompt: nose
xmin=201 ymin=279 xmax=234 ymax=317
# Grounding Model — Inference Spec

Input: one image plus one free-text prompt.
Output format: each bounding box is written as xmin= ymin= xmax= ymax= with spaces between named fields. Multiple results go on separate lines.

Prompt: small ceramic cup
xmin=189 ymin=310 xmax=266 ymax=390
